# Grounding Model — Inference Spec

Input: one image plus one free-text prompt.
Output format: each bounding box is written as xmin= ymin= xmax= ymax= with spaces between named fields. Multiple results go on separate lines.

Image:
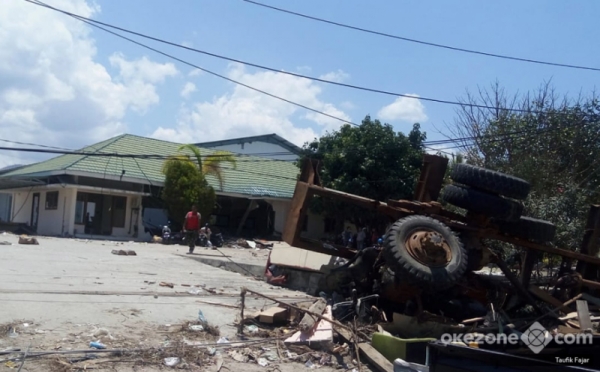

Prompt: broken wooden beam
xmin=299 ymin=299 xmax=327 ymax=333
xmin=242 ymin=288 xmax=354 ymax=333
xmin=337 ymin=328 xmax=393 ymax=372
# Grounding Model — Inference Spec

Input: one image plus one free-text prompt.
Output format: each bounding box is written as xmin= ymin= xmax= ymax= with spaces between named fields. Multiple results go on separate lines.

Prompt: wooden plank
xmin=299 ymin=299 xmax=327 ymax=333
xmin=491 ymin=232 xmax=600 ymax=266
xmin=337 ymin=328 xmax=394 ymax=372
xmin=258 ymin=306 xmax=288 ymax=324
xmin=576 ymin=300 xmax=593 ymax=331
xmin=529 ymin=285 xmax=572 ymax=313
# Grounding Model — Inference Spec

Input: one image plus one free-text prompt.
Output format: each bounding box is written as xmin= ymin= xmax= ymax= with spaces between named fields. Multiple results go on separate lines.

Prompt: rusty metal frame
xmin=283 ymin=155 xmax=600 ymax=275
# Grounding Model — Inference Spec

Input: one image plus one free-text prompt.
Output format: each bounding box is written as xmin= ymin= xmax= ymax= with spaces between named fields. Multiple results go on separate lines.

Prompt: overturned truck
xmin=283 ymin=155 xmax=600 ymax=316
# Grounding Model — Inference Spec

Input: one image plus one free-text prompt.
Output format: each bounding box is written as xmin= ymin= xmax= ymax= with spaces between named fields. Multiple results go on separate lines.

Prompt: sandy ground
xmin=0 ymin=234 xmax=365 ymax=371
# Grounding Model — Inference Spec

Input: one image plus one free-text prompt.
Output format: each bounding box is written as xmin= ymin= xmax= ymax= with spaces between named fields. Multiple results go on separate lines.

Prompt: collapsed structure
xmin=275 ymin=154 xmax=600 ymax=370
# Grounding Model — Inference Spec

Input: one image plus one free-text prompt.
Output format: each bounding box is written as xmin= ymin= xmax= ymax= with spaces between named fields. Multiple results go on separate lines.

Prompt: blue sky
xmin=1 ymin=0 xmax=599 ymax=166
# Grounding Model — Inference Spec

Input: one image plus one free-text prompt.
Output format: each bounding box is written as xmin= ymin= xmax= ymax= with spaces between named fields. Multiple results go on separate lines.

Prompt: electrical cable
xmin=25 ymin=0 xmax=358 ymax=127
xmin=24 ymin=0 xmax=568 ymax=115
xmin=242 ymin=0 xmax=600 ymax=72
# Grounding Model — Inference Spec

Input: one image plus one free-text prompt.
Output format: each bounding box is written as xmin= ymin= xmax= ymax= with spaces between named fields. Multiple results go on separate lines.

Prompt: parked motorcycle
xmin=161 ymin=222 xmax=183 ymax=245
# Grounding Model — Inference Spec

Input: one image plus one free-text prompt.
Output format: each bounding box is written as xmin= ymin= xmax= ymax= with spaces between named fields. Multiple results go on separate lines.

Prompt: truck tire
xmin=441 ymin=184 xmax=523 ymax=222
xmin=383 ymin=215 xmax=468 ymax=290
xmin=450 ymin=163 xmax=531 ymax=200
xmin=496 ymin=216 xmax=556 ymax=243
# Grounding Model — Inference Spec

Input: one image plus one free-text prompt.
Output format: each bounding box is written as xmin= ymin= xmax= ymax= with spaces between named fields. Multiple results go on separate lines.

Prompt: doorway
xmin=30 ymin=192 xmax=40 ymax=232
xmin=75 ymin=192 xmax=127 ymax=236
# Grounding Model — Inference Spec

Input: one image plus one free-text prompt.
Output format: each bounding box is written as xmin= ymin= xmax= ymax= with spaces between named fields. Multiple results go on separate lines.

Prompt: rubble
xmin=18 ymin=235 xmax=39 ymax=245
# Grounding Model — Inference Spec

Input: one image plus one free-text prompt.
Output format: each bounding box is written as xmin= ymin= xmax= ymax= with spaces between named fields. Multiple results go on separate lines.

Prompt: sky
xmin=0 ymin=0 xmax=599 ymax=167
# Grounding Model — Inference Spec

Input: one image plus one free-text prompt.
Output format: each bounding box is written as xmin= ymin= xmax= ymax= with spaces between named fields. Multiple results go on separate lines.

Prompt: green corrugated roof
xmin=1 ymin=134 xmax=300 ymax=199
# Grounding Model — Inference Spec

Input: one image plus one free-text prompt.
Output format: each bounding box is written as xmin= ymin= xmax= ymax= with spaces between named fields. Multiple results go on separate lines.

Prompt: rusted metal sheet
xmin=414 ymin=154 xmax=449 ymax=202
xmin=307 ymin=184 xmax=406 ymax=220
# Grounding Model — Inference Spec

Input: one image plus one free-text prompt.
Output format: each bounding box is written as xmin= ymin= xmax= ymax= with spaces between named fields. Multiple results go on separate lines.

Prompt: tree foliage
xmin=448 ymin=82 xmax=600 ymax=250
xmin=161 ymin=155 xmax=217 ymax=227
xmin=177 ymin=144 xmax=237 ymax=191
xmin=298 ymin=115 xmax=426 ymax=228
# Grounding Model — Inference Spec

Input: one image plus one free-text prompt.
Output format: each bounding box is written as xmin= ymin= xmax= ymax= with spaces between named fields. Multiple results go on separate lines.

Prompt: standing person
xmin=357 ymin=227 xmax=366 ymax=250
xmin=184 ymin=205 xmax=201 ymax=254
xmin=342 ymin=227 xmax=353 ymax=247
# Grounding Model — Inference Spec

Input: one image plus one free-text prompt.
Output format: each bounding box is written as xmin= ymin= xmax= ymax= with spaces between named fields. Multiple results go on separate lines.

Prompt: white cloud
xmin=151 ymin=64 xmax=350 ymax=147
xmin=319 ymin=69 xmax=350 ymax=83
xmin=0 ymin=0 xmax=178 ymax=167
xmin=188 ymin=69 xmax=203 ymax=77
xmin=377 ymin=94 xmax=428 ymax=123
xmin=180 ymin=82 xmax=197 ymax=99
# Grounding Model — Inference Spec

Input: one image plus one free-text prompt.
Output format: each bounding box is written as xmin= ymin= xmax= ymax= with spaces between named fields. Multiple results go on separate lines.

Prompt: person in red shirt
xmin=184 ymin=205 xmax=201 ymax=254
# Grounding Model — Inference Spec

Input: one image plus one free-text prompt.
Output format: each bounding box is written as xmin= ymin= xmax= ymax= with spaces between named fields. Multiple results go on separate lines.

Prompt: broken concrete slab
xmin=258 ymin=306 xmax=288 ymax=324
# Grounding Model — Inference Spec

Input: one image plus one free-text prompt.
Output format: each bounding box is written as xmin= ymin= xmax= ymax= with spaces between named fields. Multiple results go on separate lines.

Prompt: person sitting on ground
xmin=183 ymin=205 xmax=201 ymax=254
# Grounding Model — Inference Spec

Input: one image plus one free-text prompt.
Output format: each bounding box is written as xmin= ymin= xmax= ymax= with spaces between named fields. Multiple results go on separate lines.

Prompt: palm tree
xmin=177 ymin=144 xmax=237 ymax=191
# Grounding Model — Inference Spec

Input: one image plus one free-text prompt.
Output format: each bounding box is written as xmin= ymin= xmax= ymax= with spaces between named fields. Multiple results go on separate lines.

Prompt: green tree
xmin=448 ymin=82 xmax=600 ymax=250
xmin=299 ymin=115 xmax=426 ymax=228
xmin=161 ymin=155 xmax=217 ymax=227
xmin=177 ymin=144 xmax=237 ymax=191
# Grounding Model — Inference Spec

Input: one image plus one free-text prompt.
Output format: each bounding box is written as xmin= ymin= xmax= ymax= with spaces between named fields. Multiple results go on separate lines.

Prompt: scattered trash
xmin=198 ymin=309 xmax=208 ymax=325
xmin=164 ymin=357 xmax=180 ymax=367
xmin=89 ymin=341 xmax=106 ymax=349
xmin=207 ymin=347 xmax=217 ymax=356
xmin=0 ymin=241 xmax=11 ymax=245
xmin=160 ymin=282 xmax=175 ymax=288
xmin=8 ymin=328 xmax=18 ymax=338
xmin=188 ymin=287 xmax=203 ymax=295
xmin=305 ymin=360 xmax=315 ymax=369
xmin=257 ymin=357 xmax=269 ymax=367
xmin=217 ymin=337 xmax=230 ymax=344
xmin=245 ymin=325 xmax=259 ymax=333
xmin=189 ymin=324 xmax=204 ymax=331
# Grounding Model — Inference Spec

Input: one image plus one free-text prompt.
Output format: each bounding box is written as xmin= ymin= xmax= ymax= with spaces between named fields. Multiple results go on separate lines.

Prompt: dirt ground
xmin=0 ymin=233 xmax=368 ymax=371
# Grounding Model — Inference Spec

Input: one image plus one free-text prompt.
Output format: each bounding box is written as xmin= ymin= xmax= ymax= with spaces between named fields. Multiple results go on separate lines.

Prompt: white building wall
xmin=205 ymin=142 xmax=298 ymax=162
xmin=11 ymin=190 xmax=33 ymax=224
xmin=37 ymin=187 xmax=74 ymax=236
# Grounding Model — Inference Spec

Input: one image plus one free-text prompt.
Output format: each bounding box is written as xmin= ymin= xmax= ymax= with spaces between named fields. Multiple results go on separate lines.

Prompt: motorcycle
xmin=161 ymin=222 xmax=183 ymax=245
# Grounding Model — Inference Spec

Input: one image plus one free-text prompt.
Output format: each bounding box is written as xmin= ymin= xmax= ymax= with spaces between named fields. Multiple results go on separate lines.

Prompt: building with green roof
xmin=0 ymin=134 xmax=304 ymax=240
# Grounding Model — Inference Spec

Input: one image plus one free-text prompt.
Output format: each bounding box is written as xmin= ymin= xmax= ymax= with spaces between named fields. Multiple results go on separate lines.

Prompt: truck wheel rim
xmin=405 ymin=230 xmax=452 ymax=268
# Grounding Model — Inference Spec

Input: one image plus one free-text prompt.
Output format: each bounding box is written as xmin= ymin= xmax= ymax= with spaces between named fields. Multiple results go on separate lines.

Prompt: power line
xmin=243 ymin=0 xmax=600 ymax=73
xmin=24 ymin=0 xmax=562 ymax=115
xmin=23 ymin=0 xmax=358 ymax=127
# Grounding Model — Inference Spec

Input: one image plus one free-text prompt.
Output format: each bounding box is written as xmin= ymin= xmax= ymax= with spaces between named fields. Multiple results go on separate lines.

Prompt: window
xmin=324 ymin=218 xmax=336 ymax=233
xmin=112 ymin=196 xmax=127 ymax=228
xmin=45 ymin=191 xmax=59 ymax=210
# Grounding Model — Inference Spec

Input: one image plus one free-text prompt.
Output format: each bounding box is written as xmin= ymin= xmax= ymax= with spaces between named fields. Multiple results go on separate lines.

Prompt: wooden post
xmin=520 ymin=251 xmax=538 ymax=288
xmin=236 ymin=200 xmax=258 ymax=236
xmin=239 ymin=288 xmax=247 ymax=335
